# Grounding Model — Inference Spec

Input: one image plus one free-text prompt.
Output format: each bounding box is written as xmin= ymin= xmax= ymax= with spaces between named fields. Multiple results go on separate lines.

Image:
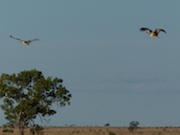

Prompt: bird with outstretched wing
xmin=140 ymin=27 xmax=166 ymax=38
xmin=10 ymin=35 xmax=39 ymax=45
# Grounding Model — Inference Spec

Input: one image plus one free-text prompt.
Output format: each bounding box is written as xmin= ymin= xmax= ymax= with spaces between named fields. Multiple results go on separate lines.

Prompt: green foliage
xmin=128 ymin=121 xmax=140 ymax=132
xmin=0 ymin=69 xmax=71 ymax=135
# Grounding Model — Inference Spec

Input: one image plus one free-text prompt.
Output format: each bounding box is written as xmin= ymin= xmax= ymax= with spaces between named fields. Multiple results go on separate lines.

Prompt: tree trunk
xmin=18 ymin=111 xmax=24 ymax=135
xmin=19 ymin=127 xmax=24 ymax=135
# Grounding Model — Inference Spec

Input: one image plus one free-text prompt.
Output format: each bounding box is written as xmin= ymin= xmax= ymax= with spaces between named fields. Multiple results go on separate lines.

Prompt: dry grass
xmin=0 ymin=126 xmax=180 ymax=135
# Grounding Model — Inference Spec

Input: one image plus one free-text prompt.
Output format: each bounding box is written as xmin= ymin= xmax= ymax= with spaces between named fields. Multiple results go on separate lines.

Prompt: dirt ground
xmin=1 ymin=126 xmax=180 ymax=135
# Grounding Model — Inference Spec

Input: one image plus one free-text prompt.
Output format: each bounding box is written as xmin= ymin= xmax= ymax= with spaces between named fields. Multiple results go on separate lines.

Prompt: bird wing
xmin=154 ymin=29 xmax=166 ymax=35
xmin=159 ymin=29 xmax=166 ymax=33
xmin=31 ymin=38 xmax=39 ymax=42
xmin=25 ymin=39 xmax=39 ymax=44
xmin=10 ymin=35 xmax=23 ymax=41
xmin=140 ymin=27 xmax=152 ymax=32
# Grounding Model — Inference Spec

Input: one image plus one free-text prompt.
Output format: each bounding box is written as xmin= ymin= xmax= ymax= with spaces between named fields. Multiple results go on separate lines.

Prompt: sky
xmin=0 ymin=0 xmax=180 ymax=127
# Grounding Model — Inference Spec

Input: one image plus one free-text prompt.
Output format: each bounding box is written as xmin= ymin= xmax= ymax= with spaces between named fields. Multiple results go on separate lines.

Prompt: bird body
xmin=10 ymin=35 xmax=39 ymax=45
xmin=140 ymin=27 xmax=166 ymax=38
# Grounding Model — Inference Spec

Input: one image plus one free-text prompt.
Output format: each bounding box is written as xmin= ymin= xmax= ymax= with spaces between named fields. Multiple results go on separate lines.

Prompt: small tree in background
xmin=128 ymin=121 xmax=139 ymax=132
xmin=0 ymin=69 xmax=71 ymax=135
xmin=104 ymin=123 xmax=110 ymax=127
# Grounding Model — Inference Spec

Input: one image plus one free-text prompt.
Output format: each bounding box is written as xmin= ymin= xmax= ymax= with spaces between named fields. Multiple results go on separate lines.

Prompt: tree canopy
xmin=128 ymin=121 xmax=140 ymax=132
xmin=0 ymin=69 xmax=71 ymax=135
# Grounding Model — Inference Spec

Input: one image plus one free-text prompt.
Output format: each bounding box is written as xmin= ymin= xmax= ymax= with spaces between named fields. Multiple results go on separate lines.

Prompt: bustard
xmin=10 ymin=35 xmax=39 ymax=45
xmin=140 ymin=27 xmax=166 ymax=38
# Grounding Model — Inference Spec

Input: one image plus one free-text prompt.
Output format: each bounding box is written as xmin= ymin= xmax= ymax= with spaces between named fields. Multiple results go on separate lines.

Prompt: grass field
xmin=1 ymin=126 xmax=180 ymax=135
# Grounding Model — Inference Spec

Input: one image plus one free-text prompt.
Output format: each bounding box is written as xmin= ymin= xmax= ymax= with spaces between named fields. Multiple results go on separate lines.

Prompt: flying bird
xmin=140 ymin=27 xmax=166 ymax=38
xmin=10 ymin=35 xmax=39 ymax=45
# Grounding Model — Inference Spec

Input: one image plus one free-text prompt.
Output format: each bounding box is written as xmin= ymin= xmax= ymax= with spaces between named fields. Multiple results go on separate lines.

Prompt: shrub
xmin=30 ymin=125 xmax=44 ymax=135
xmin=109 ymin=131 xmax=116 ymax=135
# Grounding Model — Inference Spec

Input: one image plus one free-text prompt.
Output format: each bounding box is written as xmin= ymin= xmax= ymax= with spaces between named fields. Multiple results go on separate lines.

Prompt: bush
xmin=30 ymin=125 xmax=44 ymax=135
xmin=109 ymin=131 xmax=116 ymax=135
xmin=2 ymin=129 xmax=14 ymax=133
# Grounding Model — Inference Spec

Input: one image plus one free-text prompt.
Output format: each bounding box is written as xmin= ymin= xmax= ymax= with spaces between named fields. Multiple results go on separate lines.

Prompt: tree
xmin=0 ymin=69 xmax=71 ymax=135
xmin=104 ymin=123 xmax=110 ymax=127
xmin=128 ymin=121 xmax=139 ymax=132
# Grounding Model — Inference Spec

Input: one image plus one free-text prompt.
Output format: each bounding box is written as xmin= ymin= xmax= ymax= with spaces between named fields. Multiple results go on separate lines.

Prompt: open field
xmin=1 ymin=127 xmax=180 ymax=135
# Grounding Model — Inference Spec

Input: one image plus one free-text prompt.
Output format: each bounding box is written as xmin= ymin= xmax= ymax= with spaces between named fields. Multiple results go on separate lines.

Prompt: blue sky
xmin=0 ymin=0 xmax=180 ymax=127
